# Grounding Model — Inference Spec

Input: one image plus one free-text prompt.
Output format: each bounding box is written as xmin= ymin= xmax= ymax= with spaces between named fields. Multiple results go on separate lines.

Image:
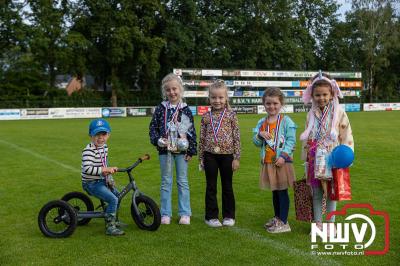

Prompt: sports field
xmin=0 ymin=112 xmax=398 ymax=265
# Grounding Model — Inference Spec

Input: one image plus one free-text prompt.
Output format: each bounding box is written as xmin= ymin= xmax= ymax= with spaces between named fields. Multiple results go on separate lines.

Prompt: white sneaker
xmin=179 ymin=216 xmax=190 ymax=225
xmin=222 ymin=218 xmax=235 ymax=227
xmin=205 ymin=219 xmax=222 ymax=227
xmin=161 ymin=216 xmax=171 ymax=225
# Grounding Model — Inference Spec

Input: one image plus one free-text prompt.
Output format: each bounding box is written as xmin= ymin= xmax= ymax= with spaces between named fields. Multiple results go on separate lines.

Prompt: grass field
xmin=0 ymin=111 xmax=399 ymax=265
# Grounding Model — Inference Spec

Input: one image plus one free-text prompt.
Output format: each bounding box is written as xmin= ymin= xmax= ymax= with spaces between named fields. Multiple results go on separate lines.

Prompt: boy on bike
xmin=81 ymin=118 xmax=125 ymax=236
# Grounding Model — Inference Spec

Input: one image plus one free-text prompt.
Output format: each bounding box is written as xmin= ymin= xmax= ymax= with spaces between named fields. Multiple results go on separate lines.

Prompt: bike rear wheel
xmin=61 ymin=192 xmax=94 ymax=225
xmin=38 ymin=200 xmax=77 ymax=238
xmin=131 ymin=195 xmax=161 ymax=231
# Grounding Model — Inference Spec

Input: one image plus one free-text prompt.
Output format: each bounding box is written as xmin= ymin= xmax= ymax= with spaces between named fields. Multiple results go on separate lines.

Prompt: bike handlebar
xmin=117 ymin=154 xmax=150 ymax=172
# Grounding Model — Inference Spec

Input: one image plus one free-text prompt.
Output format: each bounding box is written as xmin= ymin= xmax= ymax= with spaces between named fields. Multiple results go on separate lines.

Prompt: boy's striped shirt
xmin=81 ymin=143 xmax=107 ymax=181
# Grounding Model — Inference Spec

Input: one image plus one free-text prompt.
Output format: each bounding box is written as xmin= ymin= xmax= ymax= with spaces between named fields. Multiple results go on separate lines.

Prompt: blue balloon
xmin=331 ymin=145 xmax=354 ymax=168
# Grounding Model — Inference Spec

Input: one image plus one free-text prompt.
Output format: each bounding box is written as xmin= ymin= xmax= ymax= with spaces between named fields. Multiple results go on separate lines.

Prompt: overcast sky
xmin=336 ymin=0 xmax=352 ymax=20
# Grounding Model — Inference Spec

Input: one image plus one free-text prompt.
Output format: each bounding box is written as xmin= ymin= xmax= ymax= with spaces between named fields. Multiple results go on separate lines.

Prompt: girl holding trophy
xmin=149 ymin=73 xmax=197 ymax=225
xmin=199 ymin=80 xmax=241 ymax=227
xmin=300 ymin=71 xmax=354 ymax=232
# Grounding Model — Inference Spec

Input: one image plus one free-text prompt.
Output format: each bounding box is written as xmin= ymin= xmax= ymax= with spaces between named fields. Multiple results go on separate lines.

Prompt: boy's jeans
xmin=82 ymin=179 xmax=119 ymax=214
xmin=159 ymin=153 xmax=191 ymax=217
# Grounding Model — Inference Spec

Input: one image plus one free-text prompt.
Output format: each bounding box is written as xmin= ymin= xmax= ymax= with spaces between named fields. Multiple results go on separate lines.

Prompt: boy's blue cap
xmin=89 ymin=119 xmax=111 ymax=136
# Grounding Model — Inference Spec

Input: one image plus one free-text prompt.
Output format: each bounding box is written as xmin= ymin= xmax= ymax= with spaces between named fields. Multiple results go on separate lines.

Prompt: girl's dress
xmin=253 ymin=114 xmax=297 ymax=190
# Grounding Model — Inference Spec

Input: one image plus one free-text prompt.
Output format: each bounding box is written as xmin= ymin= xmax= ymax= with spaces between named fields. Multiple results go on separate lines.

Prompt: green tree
xmin=350 ymin=0 xmax=398 ymax=101
xmin=72 ymin=0 xmax=165 ymax=107
xmin=26 ymin=0 xmax=71 ymax=88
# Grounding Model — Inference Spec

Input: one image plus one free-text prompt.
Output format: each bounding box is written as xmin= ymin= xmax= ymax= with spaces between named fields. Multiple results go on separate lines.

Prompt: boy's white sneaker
xmin=222 ymin=218 xmax=235 ymax=227
xmin=179 ymin=216 xmax=190 ymax=225
xmin=161 ymin=216 xmax=171 ymax=225
xmin=205 ymin=219 xmax=222 ymax=227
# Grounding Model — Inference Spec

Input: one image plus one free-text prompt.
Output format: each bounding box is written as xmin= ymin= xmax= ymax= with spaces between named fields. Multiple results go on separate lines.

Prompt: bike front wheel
xmin=131 ymin=195 xmax=161 ymax=231
xmin=38 ymin=200 xmax=77 ymax=238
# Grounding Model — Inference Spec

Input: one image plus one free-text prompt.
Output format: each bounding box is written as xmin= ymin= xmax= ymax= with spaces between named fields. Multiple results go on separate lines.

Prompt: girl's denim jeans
xmin=159 ymin=153 xmax=191 ymax=217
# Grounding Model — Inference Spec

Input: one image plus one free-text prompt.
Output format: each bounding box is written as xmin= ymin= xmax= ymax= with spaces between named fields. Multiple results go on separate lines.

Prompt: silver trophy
xmin=177 ymin=114 xmax=192 ymax=151
xmin=167 ymin=121 xmax=178 ymax=152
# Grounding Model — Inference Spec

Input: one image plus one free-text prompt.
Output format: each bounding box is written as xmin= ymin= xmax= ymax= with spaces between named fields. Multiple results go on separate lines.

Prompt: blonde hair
xmin=161 ymin=73 xmax=185 ymax=100
xmin=262 ymin=87 xmax=285 ymax=105
xmin=208 ymin=80 xmax=231 ymax=109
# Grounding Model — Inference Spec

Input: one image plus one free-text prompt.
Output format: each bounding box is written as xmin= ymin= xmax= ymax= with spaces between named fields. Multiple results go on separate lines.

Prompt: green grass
xmin=0 ymin=112 xmax=399 ymax=265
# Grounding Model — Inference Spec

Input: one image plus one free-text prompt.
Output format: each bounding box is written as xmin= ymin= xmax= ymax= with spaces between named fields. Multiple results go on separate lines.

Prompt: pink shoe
xmin=161 ymin=216 xmax=171 ymax=225
xmin=179 ymin=216 xmax=190 ymax=225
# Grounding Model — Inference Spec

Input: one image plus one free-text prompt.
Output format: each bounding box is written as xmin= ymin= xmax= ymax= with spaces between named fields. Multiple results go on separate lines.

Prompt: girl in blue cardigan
xmin=149 ymin=73 xmax=197 ymax=225
xmin=253 ymin=88 xmax=297 ymax=233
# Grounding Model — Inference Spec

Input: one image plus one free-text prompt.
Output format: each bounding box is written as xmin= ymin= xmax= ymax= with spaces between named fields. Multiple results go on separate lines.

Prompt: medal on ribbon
xmin=98 ymin=146 xmax=111 ymax=185
xmin=265 ymin=114 xmax=282 ymax=152
xmin=210 ymin=108 xmax=226 ymax=153
xmin=314 ymin=102 xmax=332 ymax=141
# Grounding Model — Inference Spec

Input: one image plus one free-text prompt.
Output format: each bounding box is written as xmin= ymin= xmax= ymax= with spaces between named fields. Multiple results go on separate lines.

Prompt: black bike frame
xmin=77 ymin=156 xmax=147 ymax=219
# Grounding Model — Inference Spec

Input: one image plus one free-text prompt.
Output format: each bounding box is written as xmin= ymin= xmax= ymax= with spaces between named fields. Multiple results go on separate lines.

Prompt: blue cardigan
xmin=252 ymin=115 xmax=297 ymax=163
xmin=149 ymin=101 xmax=197 ymax=156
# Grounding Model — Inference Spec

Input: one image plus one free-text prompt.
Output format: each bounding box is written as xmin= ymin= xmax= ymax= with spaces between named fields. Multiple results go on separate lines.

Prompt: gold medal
xmin=214 ymin=146 xmax=220 ymax=153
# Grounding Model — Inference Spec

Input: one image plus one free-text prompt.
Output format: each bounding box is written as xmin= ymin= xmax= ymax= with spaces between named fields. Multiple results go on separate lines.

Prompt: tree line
xmin=1 ymin=0 xmax=399 ymax=108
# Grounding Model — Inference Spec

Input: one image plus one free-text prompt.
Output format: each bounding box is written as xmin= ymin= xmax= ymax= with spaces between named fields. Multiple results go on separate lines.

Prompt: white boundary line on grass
xmin=0 ymin=139 xmax=80 ymax=173
xmin=1 ymin=139 xmax=341 ymax=264
xmin=229 ymin=226 xmax=342 ymax=265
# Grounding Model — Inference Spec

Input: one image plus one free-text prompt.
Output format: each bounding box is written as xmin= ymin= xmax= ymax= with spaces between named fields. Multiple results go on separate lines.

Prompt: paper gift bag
xmin=328 ymin=168 xmax=352 ymax=201
xmin=293 ymin=178 xmax=313 ymax=222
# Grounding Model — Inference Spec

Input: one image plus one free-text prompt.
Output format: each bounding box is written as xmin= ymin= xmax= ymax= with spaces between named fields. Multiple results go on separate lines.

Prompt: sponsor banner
xmin=222 ymin=70 xmax=241 ymax=76
xmin=363 ymin=103 xmax=382 ymax=111
xmin=184 ymin=91 xmax=208 ymax=97
xmin=0 ymin=109 xmax=20 ymax=120
xmin=189 ymin=106 xmax=197 ymax=116
xmin=283 ymin=90 xmax=303 ymax=97
xmin=300 ymin=81 xmax=363 ymax=88
xmin=202 ymin=69 xmax=222 ymax=76
xmin=197 ymin=106 xmax=211 ymax=116
xmin=174 ymin=69 xmax=362 ymax=78
xmin=241 ymin=71 xmax=362 ymax=78
xmin=286 ymin=97 xmax=303 ymax=103
xmin=231 ymin=105 xmax=258 ymax=114
xmin=20 ymin=108 xmax=50 ymax=119
xmin=390 ymin=103 xmax=400 ymax=110
xmin=363 ymin=103 xmax=400 ymax=111
xmin=342 ymin=90 xmax=360 ymax=97
xmin=231 ymin=98 xmax=263 ymax=105
xmin=49 ymin=108 xmax=101 ymax=119
xmin=184 ymin=89 xmax=356 ymax=98
xmin=173 ymin=68 xmax=202 ymax=76
xmin=234 ymin=91 xmax=243 ymax=97
xmin=182 ymin=80 xmax=200 ymax=87
xmin=242 ymin=91 xmax=259 ymax=97
xmin=233 ymin=80 xmax=294 ymax=87
xmin=345 ymin=104 xmax=361 ymax=112
xmin=257 ymin=105 xmax=294 ymax=114
xmin=126 ymin=107 xmax=149 ymax=117
xmin=232 ymin=97 xmax=302 ymax=105
xmin=102 ymin=107 xmax=126 ymax=118
xmin=224 ymin=80 xmax=234 ymax=86
xmin=293 ymin=104 xmax=312 ymax=113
